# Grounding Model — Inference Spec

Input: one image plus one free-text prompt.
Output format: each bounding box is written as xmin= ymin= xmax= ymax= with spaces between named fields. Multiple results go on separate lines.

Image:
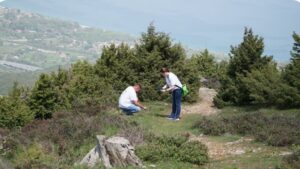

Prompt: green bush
xmin=0 ymin=84 xmax=34 ymax=129
xmin=0 ymin=97 xmax=34 ymax=129
xmin=29 ymin=73 xmax=62 ymax=119
xmin=193 ymin=112 xmax=300 ymax=146
xmin=136 ymin=135 xmax=208 ymax=165
xmin=14 ymin=143 xmax=57 ymax=169
xmin=177 ymin=141 xmax=208 ymax=165
xmin=193 ymin=117 xmax=226 ymax=135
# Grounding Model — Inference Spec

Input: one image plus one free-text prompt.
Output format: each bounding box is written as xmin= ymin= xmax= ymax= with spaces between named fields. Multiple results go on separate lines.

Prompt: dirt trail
xmin=182 ymin=87 xmax=219 ymax=116
xmin=189 ymin=134 xmax=255 ymax=160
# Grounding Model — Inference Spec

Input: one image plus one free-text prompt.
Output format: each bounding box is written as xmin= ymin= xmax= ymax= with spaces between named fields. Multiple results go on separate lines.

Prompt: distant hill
xmin=1 ymin=0 xmax=300 ymax=61
xmin=0 ymin=7 xmax=135 ymax=70
xmin=0 ymin=7 xmax=135 ymax=95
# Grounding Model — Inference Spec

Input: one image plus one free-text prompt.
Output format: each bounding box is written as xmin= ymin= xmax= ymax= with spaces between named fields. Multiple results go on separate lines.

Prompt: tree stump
xmin=79 ymin=135 xmax=143 ymax=168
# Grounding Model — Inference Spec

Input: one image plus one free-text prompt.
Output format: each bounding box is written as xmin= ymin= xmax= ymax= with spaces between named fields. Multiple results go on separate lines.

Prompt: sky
xmin=1 ymin=0 xmax=300 ymax=61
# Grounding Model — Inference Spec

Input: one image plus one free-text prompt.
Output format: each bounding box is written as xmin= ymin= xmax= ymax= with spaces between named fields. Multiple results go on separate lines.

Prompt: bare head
xmin=160 ymin=67 xmax=170 ymax=77
xmin=133 ymin=84 xmax=141 ymax=93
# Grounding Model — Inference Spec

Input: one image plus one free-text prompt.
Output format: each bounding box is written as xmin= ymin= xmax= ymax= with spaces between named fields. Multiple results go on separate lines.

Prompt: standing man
xmin=161 ymin=68 xmax=182 ymax=121
xmin=119 ymin=84 xmax=147 ymax=115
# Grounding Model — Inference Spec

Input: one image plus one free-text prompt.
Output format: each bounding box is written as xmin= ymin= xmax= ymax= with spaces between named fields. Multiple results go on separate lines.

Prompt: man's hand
xmin=160 ymin=89 xmax=166 ymax=92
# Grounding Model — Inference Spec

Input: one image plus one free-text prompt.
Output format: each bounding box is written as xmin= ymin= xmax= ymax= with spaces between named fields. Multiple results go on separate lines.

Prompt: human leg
xmin=173 ymin=89 xmax=182 ymax=119
xmin=169 ymin=90 xmax=176 ymax=118
xmin=120 ymin=105 xmax=141 ymax=115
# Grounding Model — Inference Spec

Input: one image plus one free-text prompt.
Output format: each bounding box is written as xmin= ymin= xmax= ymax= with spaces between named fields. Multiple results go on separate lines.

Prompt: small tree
xmin=280 ymin=32 xmax=300 ymax=107
xmin=283 ymin=32 xmax=300 ymax=91
xmin=215 ymin=28 xmax=275 ymax=106
xmin=29 ymin=74 xmax=60 ymax=119
xmin=0 ymin=83 xmax=34 ymax=128
xmin=228 ymin=28 xmax=272 ymax=79
xmin=189 ymin=49 xmax=217 ymax=77
xmin=69 ymin=60 xmax=118 ymax=108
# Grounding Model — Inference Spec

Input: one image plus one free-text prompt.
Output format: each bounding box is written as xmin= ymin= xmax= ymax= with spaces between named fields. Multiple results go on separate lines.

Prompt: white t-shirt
xmin=166 ymin=72 xmax=182 ymax=89
xmin=118 ymin=86 xmax=138 ymax=108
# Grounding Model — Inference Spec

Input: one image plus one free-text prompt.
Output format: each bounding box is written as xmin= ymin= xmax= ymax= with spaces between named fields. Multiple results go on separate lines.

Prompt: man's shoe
xmin=172 ymin=118 xmax=180 ymax=121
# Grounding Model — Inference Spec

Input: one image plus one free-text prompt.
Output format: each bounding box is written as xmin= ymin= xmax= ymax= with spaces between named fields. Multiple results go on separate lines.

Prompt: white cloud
xmin=295 ymin=0 xmax=300 ymax=3
xmin=0 ymin=0 xmax=6 ymax=3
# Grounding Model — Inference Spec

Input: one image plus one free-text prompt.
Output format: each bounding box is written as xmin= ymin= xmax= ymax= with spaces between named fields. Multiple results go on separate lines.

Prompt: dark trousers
xmin=170 ymin=89 xmax=182 ymax=119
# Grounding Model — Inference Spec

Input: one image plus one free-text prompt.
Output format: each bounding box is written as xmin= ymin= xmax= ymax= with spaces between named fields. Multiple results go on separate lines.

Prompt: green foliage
xmin=2 ymin=107 xmax=142 ymax=168
xmin=193 ymin=117 xmax=226 ymax=135
xmin=215 ymin=28 xmax=279 ymax=106
xmin=136 ymin=134 xmax=209 ymax=165
xmin=187 ymin=49 xmax=226 ymax=89
xmin=29 ymin=73 xmax=62 ymax=119
xmin=281 ymin=32 xmax=300 ymax=108
xmin=239 ymin=63 xmax=281 ymax=105
xmin=13 ymin=143 xmax=57 ymax=169
xmin=69 ymin=60 xmax=118 ymax=108
xmin=95 ymin=24 xmax=200 ymax=102
xmin=176 ymin=141 xmax=209 ymax=165
xmin=95 ymin=44 xmax=137 ymax=95
xmin=227 ymin=28 xmax=272 ymax=78
xmin=275 ymin=83 xmax=300 ymax=108
xmin=0 ymin=83 xmax=34 ymax=128
xmin=189 ymin=49 xmax=218 ymax=77
xmin=193 ymin=112 xmax=300 ymax=146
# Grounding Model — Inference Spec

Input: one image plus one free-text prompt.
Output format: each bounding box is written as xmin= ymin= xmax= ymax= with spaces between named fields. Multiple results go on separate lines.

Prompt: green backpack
xmin=181 ymin=84 xmax=189 ymax=97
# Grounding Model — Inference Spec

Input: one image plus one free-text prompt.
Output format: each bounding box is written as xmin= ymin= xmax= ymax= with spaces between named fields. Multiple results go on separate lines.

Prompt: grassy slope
xmin=118 ymin=102 xmax=292 ymax=169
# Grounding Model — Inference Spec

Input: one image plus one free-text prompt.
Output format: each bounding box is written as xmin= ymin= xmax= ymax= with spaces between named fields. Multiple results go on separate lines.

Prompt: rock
xmin=79 ymin=135 xmax=143 ymax=168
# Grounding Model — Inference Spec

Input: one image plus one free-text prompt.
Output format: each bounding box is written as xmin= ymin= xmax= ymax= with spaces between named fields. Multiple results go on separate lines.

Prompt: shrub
xmin=193 ymin=112 xmax=300 ymax=146
xmin=177 ymin=141 xmax=208 ymax=165
xmin=29 ymin=73 xmax=61 ymax=119
xmin=13 ymin=143 xmax=57 ymax=169
xmin=280 ymin=146 xmax=300 ymax=169
xmin=193 ymin=117 xmax=226 ymax=136
xmin=136 ymin=134 xmax=208 ymax=165
xmin=0 ymin=97 xmax=34 ymax=129
xmin=0 ymin=83 xmax=34 ymax=129
xmin=2 ymin=106 xmax=143 ymax=167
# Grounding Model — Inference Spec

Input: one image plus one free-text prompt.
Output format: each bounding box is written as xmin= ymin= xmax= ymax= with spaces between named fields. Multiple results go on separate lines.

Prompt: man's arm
xmin=162 ymin=84 xmax=168 ymax=90
xmin=132 ymin=100 xmax=147 ymax=110
xmin=165 ymin=85 xmax=176 ymax=92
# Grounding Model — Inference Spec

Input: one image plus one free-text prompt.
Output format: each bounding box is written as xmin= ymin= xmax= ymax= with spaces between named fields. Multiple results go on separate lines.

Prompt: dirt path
xmin=182 ymin=87 xmax=219 ymax=116
xmin=189 ymin=134 xmax=255 ymax=160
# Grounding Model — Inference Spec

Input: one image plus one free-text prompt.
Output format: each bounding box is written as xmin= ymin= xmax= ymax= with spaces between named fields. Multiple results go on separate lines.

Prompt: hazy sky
xmin=1 ymin=0 xmax=300 ymax=61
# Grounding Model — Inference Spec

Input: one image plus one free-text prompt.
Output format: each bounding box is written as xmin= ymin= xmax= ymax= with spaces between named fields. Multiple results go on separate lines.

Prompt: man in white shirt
xmin=161 ymin=68 xmax=183 ymax=121
xmin=119 ymin=84 xmax=147 ymax=115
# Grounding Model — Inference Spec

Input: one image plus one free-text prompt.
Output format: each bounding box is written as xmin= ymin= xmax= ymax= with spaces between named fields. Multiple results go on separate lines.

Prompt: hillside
xmin=1 ymin=0 xmax=300 ymax=61
xmin=0 ymin=7 xmax=134 ymax=69
xmin=0 ymin=7 xmax=135 ymax=95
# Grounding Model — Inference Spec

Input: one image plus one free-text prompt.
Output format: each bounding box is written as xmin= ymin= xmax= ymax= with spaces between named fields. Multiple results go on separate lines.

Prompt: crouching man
xmin=118 ymin=84 xmax=147 ymax=115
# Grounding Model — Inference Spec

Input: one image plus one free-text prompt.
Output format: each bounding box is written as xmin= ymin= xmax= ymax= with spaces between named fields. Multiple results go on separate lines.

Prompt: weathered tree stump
xmin=79 ymin=135 xmax=143 ymax=168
